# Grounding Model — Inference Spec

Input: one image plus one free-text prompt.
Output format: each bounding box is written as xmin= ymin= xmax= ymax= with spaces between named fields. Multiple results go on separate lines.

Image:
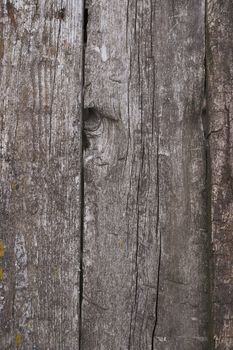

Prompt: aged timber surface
xmin=0 ymin=1 xmax=83 ymax=349
xmin=82 ymin=0 xmax=209 ymax=349
xmin=207 ymin=1 xmax=233 ymax=349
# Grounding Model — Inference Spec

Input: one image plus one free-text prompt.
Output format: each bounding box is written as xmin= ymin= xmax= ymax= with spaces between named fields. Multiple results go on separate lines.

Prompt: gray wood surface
xmin=207 ymin=1 xmax=233 ymax=349
xmin=0 ymin=1 xmax=83 ymax=348
xmin=82 ymin=1 xmax=209 ymax=349
xmin=1 ymin=0 xmax=232 ymax=348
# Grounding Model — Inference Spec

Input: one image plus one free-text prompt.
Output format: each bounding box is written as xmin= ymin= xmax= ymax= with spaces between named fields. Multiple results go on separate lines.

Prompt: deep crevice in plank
xmin=204 ymin=3 xmax=214 ymax=346
xmin=79 ymin=1 xmax=88 ymax=349
xmin=151 ymin=128 xmax=161 ymax=350
xmin=203 ymin=65 xmax=213 ymax=350
xmin=128 ymin=144 xmax=145 ymax=350
xmin=84 ymin=7 xmax=89 ymax=45
xmin=49 ymin=2 xmax=64 ymax=155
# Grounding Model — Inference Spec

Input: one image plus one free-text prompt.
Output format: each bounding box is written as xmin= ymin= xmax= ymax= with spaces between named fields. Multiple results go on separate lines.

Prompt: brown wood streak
xmin=207 ymin=1 xmax=233 ymax=349
xmin=0 ymin=0 xmax=82 ymax=348
xmin=82 ymin=0 xmax=208 ymax=349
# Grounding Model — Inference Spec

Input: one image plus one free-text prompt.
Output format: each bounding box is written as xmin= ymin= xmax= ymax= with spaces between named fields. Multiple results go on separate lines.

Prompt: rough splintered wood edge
xmin=207 ymin=1 xmax=233 ymax=349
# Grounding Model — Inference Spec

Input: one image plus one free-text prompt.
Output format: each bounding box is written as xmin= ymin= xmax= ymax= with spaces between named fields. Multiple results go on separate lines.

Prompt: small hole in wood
xmin=55 ymin=8 xmax=66 ymax=20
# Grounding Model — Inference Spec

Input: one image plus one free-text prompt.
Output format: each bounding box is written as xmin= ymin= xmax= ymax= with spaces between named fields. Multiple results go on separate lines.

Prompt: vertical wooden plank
xmin=0 ymin=0 xmax=83 ymax=348
xmin=82 ymin=0 xmax=208 ymax=349
xmin=207 ymin=1 xmax=233 ymax=349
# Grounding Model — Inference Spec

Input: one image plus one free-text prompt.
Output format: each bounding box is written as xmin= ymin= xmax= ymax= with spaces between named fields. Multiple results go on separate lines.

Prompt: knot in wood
xmin=84 ymin=108 xmax=102 ymax=135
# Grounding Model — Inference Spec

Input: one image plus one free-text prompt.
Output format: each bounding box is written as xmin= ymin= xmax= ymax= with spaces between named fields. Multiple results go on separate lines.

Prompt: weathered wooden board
xmin=0 ymin=0 xmax=83 ymax=348
xmin=207 ymin=1 xmax=233 ymax=349
xmin=82 ymin=0 xmax=208 ymax=349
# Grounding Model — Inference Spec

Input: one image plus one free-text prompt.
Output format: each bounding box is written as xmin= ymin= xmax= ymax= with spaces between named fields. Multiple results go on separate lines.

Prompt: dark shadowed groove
xmin=151 ymin=128 xmax=161 ymax=350
xmin=204 ymin=1 xmax=214 ymax=347
xmin=128 ymin=143 xmax=145 ymax=350
xmin=79 ymin=0 xmax=87 ymax=348
xmin=203 ymin=61 xmax=214 ymax=350
xmin=49 ymin=0 xmax=64 ymax=155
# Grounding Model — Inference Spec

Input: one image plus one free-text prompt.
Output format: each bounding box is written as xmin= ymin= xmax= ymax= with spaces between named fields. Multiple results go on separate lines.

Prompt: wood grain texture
xmin=207 ymin=1 xmax=233 ymax=349
xmin=0 ymin=0 xmax=83 ymax=348
xmin=82 ymin=0 xmax=209 ymax=349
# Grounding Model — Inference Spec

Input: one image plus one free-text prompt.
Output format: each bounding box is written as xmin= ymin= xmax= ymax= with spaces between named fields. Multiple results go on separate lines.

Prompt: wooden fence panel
xmin=82 ymin=1 xmax=208 ymax=349
xmin=0 ymin=1 xmax=83 ymax=348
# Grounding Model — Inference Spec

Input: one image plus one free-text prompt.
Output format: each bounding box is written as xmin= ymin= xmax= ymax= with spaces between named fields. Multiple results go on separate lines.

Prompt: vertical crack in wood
xmin=204 ymin=3 xmax=214 ymax=347
xmin=128 ymin=144 xmax=145 ymax=350
xmin=135 ymin=145 xmax=144 ymax=303
xmin=151 ymin=127 xmax=161 ymax=350
xmin=79 ymin=1 xmax=88 ymax=348
xmin=49 ymin=0 xmax=63 ymax=155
